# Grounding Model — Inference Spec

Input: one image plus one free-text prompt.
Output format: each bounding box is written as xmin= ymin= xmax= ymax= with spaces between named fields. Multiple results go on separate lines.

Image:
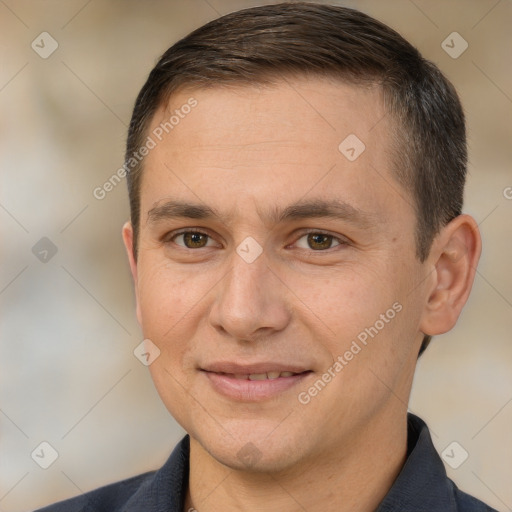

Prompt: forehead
xmin=140 ymin=77 xmax=411 ymax=226
xmin=149 ymin=77 xmax=387 ymax=153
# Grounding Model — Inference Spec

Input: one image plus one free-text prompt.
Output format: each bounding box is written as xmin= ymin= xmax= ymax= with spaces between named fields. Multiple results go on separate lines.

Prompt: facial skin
xmin=122 ymin=77 xmax=481 ymax=512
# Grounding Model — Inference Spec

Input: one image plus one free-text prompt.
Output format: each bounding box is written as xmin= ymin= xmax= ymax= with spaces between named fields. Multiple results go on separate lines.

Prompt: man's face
xmin=126 ymin=77 xmax=430 ymax=472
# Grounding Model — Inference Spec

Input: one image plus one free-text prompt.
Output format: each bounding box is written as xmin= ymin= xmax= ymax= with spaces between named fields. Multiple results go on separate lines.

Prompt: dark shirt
xmin=34 ymin=414 xmax=497 ymax=511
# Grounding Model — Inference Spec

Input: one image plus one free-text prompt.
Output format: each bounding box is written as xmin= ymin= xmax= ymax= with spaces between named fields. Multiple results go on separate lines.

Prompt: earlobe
xmin=419 ymin=215 xmax=482 ymax=336
xmin=122 ymin=221 xmax=142 ymax=325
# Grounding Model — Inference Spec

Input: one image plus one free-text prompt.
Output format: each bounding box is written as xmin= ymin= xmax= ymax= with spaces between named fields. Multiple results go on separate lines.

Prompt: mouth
xmin=216 ymin=370 xmax=305 ymax=380
xmin=200 ymin=364 xmax=313 ymax=401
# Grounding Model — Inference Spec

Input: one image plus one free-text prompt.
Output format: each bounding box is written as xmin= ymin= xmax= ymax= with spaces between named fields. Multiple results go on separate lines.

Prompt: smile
xmin=201 ymin=368 xmax=312 ymax=401
xmin=223 ymin=371 xmax=302 ymax=380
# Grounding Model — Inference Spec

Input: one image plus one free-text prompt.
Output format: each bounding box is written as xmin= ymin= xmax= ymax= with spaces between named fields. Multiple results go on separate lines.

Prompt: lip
xmin=200 ymin=361 xmax=313 ymax=402
xmin=202 ymin=361 xmax=311 ymax=375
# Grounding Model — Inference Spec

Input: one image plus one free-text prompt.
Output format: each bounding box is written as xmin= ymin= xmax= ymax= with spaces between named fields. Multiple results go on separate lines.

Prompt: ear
xmin=122 ymin=221 xmax=142 ymax=326
xmin=419 ymin=214 xmax=482 ymax=336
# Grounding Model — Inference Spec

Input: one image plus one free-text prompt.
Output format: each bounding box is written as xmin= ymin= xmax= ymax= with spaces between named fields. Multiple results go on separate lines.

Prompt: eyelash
xmin=165 ymin=228 xmax=347 ymax=251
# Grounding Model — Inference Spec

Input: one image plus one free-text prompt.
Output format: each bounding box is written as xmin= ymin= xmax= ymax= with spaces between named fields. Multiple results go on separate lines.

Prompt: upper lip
xmin=201 ymin=362 xmax=311 ymax=374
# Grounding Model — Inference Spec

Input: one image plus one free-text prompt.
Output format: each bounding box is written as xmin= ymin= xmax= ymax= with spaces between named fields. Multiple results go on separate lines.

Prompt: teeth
xmin=244 ymin=371 xmax=299 ymax=380
xmin=220 ymin=371 xmax=302 ymax=380
xmin=248 ymin=373 xmax=268 ymax=381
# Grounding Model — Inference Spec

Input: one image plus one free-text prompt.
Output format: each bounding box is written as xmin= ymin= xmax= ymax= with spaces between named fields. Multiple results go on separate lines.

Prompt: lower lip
xmin=202 ymin=371 xmax=311 ymax=402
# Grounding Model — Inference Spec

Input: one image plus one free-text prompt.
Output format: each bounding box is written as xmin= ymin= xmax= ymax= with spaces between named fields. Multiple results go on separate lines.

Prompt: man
xmin=37 ymin=2 xmax=496 ymax=511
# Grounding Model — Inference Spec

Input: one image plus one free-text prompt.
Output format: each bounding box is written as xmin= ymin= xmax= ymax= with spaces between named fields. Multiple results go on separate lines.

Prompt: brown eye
xmin=173 ymin=231 xmax=211 ymax=249
xmin=295 ymin=232 xmax=342 ymax=251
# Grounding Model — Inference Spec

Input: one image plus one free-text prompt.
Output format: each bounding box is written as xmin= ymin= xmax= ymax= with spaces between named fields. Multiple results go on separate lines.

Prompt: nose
xmin=208 ymin=244 xmax=292 ymax=342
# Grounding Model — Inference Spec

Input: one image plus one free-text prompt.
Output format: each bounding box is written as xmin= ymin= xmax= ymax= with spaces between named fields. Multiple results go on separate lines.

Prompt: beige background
xmin=0 ymin=1 xmax=511 ymax=511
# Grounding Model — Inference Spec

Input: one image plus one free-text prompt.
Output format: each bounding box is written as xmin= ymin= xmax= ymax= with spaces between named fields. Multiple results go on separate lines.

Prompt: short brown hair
xmin=125 ymin=2 xmax=467 ymax=355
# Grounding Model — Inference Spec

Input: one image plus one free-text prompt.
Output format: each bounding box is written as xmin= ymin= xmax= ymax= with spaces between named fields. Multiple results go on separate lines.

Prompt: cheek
xmin=136 ymin=255 xmax=202 ymax=334
xmin=289 ymin=259 xmax=415 ymax=379
xmin=135 ymin=258 xmax=201 ymax=378
xmin=137 ymin=257 xmax=209 ymax=424
xmin=285 ymin=262 xmax=390 ymax=342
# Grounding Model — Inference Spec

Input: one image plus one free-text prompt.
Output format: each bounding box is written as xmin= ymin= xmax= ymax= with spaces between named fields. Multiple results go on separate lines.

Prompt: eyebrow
xmin=147 ymin=198 xmax=378 ymax=229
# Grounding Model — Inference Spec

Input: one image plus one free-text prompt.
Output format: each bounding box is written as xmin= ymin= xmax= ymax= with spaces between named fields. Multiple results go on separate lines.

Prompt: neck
xmin=184 ymin=405 xmax=409 ymax=512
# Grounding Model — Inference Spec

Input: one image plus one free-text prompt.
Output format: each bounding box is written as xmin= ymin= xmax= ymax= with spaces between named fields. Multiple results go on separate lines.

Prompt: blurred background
xmin=0 ymin=0 xmax=511 ymax=510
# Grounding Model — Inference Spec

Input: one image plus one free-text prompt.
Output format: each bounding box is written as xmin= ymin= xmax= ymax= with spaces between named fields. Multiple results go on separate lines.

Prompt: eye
xmin=170 ymin=230 xmax=216 ymax=249
xmin=294 ymin=232 xmax=343 ymax=251
xmin=166 ymin=229 xmax=346 ymax=252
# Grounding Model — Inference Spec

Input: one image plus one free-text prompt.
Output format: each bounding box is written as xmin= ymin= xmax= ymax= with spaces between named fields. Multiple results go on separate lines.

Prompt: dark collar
xmin=376 ymin=413 xmax=457 ymax=511
xmin=128 ymin=413 xmax=492 ymax=512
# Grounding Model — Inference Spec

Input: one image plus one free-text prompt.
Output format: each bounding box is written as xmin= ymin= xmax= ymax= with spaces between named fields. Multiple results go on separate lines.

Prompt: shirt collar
xmin=143 ymin=413 xmax=455 ymax=512
xmin=376 ymin=413 xmax=456 ymax=512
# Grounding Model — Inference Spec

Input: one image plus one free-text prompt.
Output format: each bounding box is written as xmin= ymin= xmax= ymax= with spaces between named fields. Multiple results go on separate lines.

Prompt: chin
xmin=190 ymin=417 xmax=315 ymax=474
xmin=210 ymin=438 xmax=305 ymax=474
